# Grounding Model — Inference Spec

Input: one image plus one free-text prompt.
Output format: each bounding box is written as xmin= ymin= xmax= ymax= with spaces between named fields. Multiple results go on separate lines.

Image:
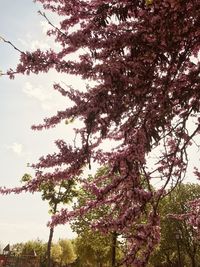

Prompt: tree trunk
xmin=47 ymin=203 xmax=58 ymax=267
xmin=111 ymin=232 xmax=117 ymax=267
xmin=47 ymin=226 xmax=54 ymax=267
xmin=190 ymin=255 xmax=196 ymax=267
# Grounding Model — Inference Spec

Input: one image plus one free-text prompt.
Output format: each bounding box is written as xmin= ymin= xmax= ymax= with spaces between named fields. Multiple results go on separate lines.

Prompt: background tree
xmin=11 ymin=239 xmax=76 ymax=267
xmin=1 ymin=0 xmax=200 ymax=265
xmin=72 ymin=231 xmax=123 ymax=267
xmin=51 ymin=243 xmax=62 ymax=265
xmin=149 ymin=183 xmax=200 ymax=267
xmin=51 ymin=239 xmax=76 ymax=267
xmin=71 ymin=168 xmax=123 ymax=267
xmin=58 ymin=239 xmax=76 ymax=266
xmin=21 ymin=174 xmax=78 ymax=267
xmin=12 ymin=239 xmax=47 ymax=266
xmin=20 ymin=240 xmax=44 ymax=256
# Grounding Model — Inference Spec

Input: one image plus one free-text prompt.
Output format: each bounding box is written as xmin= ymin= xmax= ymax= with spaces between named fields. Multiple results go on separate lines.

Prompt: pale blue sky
xmin=0 ymin=0 xmax=79 ymax=247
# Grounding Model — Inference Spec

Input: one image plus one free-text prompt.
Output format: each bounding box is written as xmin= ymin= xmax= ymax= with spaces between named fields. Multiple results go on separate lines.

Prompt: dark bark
xmin=111 ymin=232 xmax=117 ymax=267
xmin=189 ymin=254 xmax=196 ymax=267
xmin=47 ymin=203 xmax=58 ymax=267
xmin=47 ymin=227 xmax=54 ymax=267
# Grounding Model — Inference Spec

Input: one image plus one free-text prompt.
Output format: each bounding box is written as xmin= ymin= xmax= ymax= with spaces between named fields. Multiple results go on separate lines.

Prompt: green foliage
xmin=145 ymin=0 xmax=153 ymax=5
xmin=58 ymin=239 xmax=76 ymax=265
xmin=49 ymin=239 xmax=76 ymax=266
xmin=65 ymin=117 xmax=75 ymax=125
xmin=149 ymin=183 xmax=200 ymax=267
xmin=11 ymin=239 xmax=76 ymax=267
xmin=12 ymin=239 xmax=46 ymax=258
xmin=72 ymin=167 xmax=115 ymax=233
xmin=21 ymin=173 xmax=78 ymax=267
xmin=22 ymin=240 xmax=45 ymax=256
xmin=21 ymin=174 xmax=78 ymax=214
xmin=51 ymin=243 xmax=62 ymax=263
xmin=73 ymin=231 xmax=123 ymax=267
xmin=71 ymin=167 xmax=124 ymax=267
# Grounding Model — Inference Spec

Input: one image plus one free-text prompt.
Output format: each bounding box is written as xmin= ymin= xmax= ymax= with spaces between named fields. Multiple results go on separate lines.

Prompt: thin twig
xmin=0 ymin=36 xmax=25 ymax=55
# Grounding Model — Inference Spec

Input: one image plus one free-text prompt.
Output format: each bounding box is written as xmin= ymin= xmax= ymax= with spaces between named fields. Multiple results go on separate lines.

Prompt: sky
xmin=0 ymin=0 xmax=84 ymax=247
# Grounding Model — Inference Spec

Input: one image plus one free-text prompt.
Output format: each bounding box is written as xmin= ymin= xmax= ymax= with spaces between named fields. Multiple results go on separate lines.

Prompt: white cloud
xmin=18 ymin=36 xmax=50 ymax=50
xmin=8 ymin=142 xmax=23 ymax=156
xmin=30 ymin=39 xmax=50 ymax=50
xmin=23 ymin=81 xmax=67 ymax=111
xmin=17 ymin=20 xmax=59 ymax=51
xmin=40 ymin=20 xmax=51 ymax=34
xmin=23 ymin=82 xmax=51 ymax=102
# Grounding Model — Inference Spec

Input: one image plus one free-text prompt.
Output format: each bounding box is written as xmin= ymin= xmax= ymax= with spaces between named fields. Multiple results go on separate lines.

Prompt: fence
xmin=0 ymin=254 xmax=40 ymax=267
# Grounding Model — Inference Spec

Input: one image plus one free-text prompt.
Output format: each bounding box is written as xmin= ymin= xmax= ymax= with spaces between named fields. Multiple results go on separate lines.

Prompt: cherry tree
xmin=1 ymin=0 xmax=200 ymax=266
